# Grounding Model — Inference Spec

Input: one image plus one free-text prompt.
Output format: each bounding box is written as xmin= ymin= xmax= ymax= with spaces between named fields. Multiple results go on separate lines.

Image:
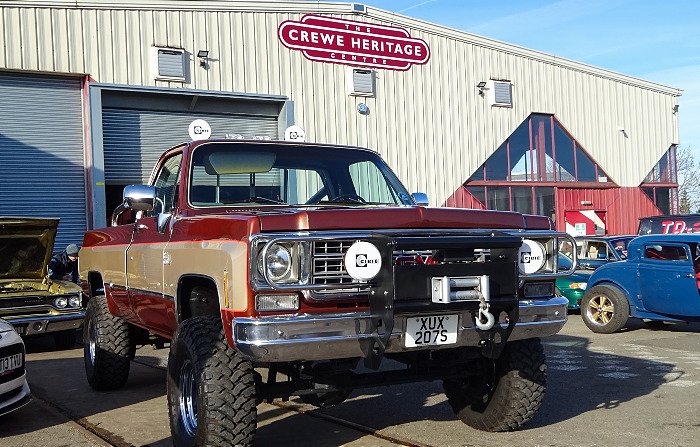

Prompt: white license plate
xmin=0 ymin=353 xmax=23 ymax=375
xmin=405 ymin=314 xmax=458 ymax=347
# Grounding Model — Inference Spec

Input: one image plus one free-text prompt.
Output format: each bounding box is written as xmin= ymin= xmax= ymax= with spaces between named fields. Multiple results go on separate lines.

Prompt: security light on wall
xmin=673 ymin=104 xmax=680 ymax=113
xmin=477 ymin=81 xmax=487 ymax=96
xmin=197 ymin=50 xmax=209 ymax=67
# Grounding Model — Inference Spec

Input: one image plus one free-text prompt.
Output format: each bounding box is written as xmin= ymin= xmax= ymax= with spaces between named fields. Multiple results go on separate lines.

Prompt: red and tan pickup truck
xmin=79 ymin=140 xmax=575 ymax=446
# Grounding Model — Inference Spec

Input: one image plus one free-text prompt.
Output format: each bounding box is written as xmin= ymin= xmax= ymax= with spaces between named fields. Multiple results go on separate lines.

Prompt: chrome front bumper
xmin=232 ymin=296 xmax=568 ymax=362
xmin=7 ymin=312 xmax=85 ymax=336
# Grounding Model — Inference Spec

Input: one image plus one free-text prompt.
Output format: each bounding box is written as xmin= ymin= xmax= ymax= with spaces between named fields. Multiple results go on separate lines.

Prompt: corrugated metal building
xmin=0 ymin=0 xmax=682 ymax=245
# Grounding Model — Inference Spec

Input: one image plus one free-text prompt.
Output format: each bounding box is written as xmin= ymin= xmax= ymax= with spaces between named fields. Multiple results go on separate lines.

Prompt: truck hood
xmin=0 ymin=217 xmax=59 ymax=280
xmin=247 ymin=206 xmax=551 ymax=232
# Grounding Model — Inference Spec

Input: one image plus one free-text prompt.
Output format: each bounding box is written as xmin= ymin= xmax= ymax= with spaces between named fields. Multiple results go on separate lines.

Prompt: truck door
xmin=638 ymin=242 xmax=700 ymax=316
xmin=126 ymin=153 xmax=182 ymax=336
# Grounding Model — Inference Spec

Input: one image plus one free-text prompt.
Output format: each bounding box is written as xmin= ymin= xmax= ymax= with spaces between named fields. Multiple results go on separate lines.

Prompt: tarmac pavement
xmin=2 ymin=315 xmax=700 ymax=446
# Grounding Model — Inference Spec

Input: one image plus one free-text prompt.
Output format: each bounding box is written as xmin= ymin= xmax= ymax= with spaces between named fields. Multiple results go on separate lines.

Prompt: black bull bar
xmin=362 ymin=233 xmax=525 ymax=369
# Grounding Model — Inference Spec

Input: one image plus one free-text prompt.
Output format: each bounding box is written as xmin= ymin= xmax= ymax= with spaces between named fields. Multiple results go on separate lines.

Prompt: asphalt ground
xmin=2 ymin=314 xmax=700 ymax=447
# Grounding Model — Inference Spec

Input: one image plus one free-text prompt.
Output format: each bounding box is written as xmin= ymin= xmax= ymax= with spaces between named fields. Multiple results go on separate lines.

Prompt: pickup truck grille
xmin=311 ymin=240 xmax=483 ymax=292
xmin=312 ymin=240 xmax=356 ymax=286
xmin=311 ymin=240 xmax=491 ymax=286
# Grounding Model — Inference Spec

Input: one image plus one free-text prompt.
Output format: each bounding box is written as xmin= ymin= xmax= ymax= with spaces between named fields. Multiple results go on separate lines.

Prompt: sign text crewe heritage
xmin=278 ymin=15 xmax=430 ymax=71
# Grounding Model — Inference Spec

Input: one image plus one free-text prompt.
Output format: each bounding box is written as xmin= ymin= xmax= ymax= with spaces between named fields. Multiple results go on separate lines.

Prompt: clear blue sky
xmin=330 ymin=0 xmax=700 ymax=154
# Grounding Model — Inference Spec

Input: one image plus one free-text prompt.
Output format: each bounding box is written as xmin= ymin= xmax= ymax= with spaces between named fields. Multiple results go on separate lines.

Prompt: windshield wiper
xmin=231 ymin=196 xmax=286 ymax=204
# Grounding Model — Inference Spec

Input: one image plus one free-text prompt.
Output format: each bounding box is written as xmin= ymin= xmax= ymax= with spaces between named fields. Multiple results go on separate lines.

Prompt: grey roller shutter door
xmin=0 ymin=73 xmax=86 ymax=249
xmin=102 ymin=108 xmax=279 ymax=184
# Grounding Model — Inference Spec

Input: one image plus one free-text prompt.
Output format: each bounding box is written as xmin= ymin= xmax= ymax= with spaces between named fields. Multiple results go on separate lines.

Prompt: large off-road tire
xmin=83 ymin=295 xmax=134 ymax=390
xmin=581 ymin=284 xmax=629 ymax=334
xmin=53 ymin=329 xmax=77 ymax=350
xmin=443 ymin=338 xmax=546 ymax=432
xmin=168 ymin=316 xmax=257 ymax=447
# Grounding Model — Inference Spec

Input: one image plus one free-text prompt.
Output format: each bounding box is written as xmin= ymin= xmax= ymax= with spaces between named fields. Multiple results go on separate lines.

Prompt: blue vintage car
xmin=581 ymin=234 xmax=700 ymax=333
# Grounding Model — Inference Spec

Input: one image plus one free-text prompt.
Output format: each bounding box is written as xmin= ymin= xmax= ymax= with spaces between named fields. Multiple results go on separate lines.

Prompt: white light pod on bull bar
xmin=518 ymin=239 xmax=546 ymax=274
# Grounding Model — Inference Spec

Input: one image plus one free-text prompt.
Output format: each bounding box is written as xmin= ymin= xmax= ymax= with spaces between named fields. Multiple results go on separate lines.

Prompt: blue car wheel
xmin=581 ymin=285 xmax=629 ymax=334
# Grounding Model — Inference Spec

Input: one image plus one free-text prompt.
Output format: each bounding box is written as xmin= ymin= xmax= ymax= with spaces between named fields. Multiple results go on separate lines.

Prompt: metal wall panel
xmin=0 ymin=1 xmax=682 ymax=207
xmin=0 ymin=72 xmax=86 ymax=248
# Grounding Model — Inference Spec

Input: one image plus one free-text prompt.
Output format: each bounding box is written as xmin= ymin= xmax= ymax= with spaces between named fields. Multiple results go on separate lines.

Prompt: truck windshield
xmin=188 ymin=142 xmax=414 ymax=207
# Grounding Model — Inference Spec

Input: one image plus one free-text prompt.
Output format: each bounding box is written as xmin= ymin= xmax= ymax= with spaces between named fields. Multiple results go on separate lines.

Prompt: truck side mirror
xmin=124 ymin=185 xmax=157 ymax=211
xmin=111 ymin=185 xmax=156 ymax=226
xmin=411 ymin=192 xmax=429 ymax=206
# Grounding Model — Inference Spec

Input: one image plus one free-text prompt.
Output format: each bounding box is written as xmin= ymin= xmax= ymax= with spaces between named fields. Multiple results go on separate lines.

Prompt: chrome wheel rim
xmin=178 ymin=360 xmax=198 ymax=437
xmin=587 ymin=295 xmax=614 ymax=326
xmin=88 ymin=319 xmax=96 ymax=365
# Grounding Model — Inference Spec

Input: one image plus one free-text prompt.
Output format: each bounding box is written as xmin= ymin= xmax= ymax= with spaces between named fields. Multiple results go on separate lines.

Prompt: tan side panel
xmin=126 ymin=242 xmax=167 ymax=294
xmin=79 ymin=245 xmax=127 ymax=287
xmin=163 ymin=240 xmax=249 ymax=311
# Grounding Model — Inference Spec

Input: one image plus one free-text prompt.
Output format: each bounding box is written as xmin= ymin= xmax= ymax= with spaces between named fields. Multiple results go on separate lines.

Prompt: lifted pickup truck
xmin=79 ymin=140 xmax=574 ymax=446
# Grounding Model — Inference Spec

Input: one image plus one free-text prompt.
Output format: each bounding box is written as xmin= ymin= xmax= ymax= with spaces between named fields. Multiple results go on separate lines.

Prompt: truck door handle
xmin=683 ymin=273 xmax=694 ymax=278
xmin=136 ymin=224 xmax=148 ymax=231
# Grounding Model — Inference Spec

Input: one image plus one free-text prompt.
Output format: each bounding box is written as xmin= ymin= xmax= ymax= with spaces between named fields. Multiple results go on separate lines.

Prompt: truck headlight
xmin=256 ymin=240 xmax=310 ymax=287
xmin=54 ymin=297 xmax=68 ymax=309
xmin=266 ymin=243 xmax=292 ymax=281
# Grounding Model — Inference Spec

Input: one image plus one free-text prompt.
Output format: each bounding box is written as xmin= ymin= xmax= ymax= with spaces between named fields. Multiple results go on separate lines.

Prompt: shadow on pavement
xmin=6 ymin=329 xmax=685 ymax=446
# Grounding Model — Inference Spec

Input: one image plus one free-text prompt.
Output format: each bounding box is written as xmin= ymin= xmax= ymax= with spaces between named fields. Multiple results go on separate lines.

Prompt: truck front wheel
xmin=83 ymin=295 xmax=134 ymax=390
xmin=443 ymin=338 xmax=546 ymax=432
xmin=168 ymin=316 xmax=256 ymax=447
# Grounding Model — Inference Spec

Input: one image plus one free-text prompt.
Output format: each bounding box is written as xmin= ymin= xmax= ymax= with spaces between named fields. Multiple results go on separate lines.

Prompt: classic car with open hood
xmin=79 ymin=140 xmax=576 ymax=446
xmin=0 ymin=217 xmax=84 ymax=349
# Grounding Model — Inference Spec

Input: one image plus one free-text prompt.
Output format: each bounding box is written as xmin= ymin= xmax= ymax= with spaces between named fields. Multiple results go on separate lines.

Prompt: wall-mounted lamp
xmin=580 ymin=200 xmax=593 ymax=206
xmin=197 ymin=50 xmax=209 ymax=67
xmin=358 ymin=103 xmax=370 ymax=115
xmin=477 ymin=81 xmax=487 ymax=96
xmin=672 ymin=104 xmax=680 ymax=113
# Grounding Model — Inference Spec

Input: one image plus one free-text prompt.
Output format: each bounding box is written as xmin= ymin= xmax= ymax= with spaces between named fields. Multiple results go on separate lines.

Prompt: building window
xmin=464 ymin=113 xmax=614 ymax=217
xmin=643 ymin=145 xmax=677 ymax=183
xmin=468 ymin=114 xmax=609 ymax=185
xmin=487 ymin=187 xmax=510 ymax=211
xmin=641 ymin=145 xmax=678 ymax=214
xmin=535 ymin=187 xmax=555 ymax=220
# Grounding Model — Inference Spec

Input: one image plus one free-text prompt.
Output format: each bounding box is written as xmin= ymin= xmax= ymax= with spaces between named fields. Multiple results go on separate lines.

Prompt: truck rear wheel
xmin=443 ymin=338 xmax=546 ymax=432
xmin=84 ymin=295 xmax=134 ymax=390
xmin=168 ymin=316 xmax=256 ymax=447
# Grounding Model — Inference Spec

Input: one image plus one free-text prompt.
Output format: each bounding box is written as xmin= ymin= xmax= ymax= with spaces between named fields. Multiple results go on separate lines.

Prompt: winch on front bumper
xmin=233 ymin=230 xmax=575 ymax=367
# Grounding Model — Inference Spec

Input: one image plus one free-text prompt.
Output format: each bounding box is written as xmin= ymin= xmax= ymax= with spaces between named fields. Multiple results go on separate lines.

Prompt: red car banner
xmin=278 ymin=15 xmax=430 ymax=71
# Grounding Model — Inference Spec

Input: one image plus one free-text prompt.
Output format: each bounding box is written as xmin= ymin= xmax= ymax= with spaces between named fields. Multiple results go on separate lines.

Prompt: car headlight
xmin=569 ymin=282 xmax=587 ymax=290
xmin=68 ymin=296 xmax=82 ymax=308
xmin=54 ymin=297 xmax=68 ymax=309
